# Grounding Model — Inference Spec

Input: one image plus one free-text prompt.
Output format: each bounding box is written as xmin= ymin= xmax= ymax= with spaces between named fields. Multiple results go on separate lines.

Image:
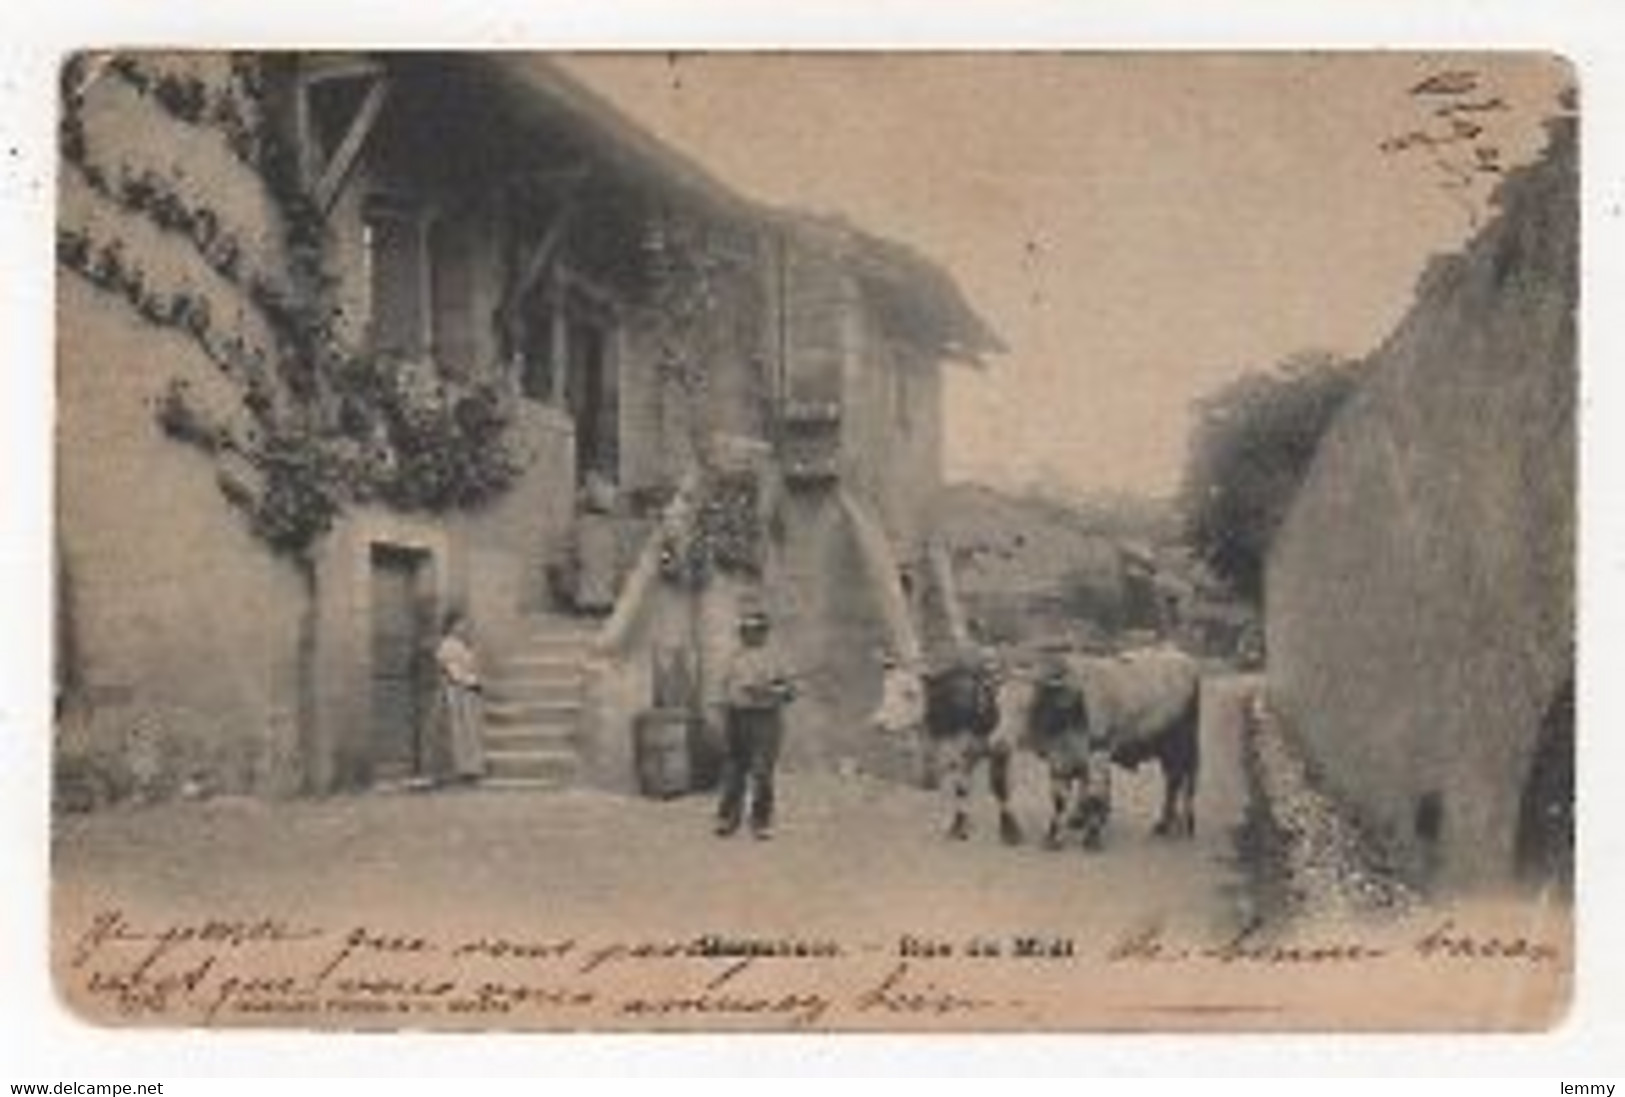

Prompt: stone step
xmin=499 ymin=652 xmax=585 ymax=676
xmin=506 ymin=648 xmax=592 ymax=670
xmin=483 ymin=747 xmax=580 ymax=784
xmin=481 ymin=621 xmax=598 ymax=791
xmin=484 ymin=699 xmax=583 ymax=726
xmin=514 ymin=652 xmax=592 ymax=671
xmin=484 ymin=721 xmax=577 ymax=747
xmin=487 ymin=682 xmax=585 ymax=708
xmin=479 ymin=775 xmax=574 ymax=792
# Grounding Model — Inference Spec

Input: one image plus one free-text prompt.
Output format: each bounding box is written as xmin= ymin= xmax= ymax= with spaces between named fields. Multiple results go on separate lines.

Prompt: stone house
xmin=54 ymin=51 xmax=1000 ymax=804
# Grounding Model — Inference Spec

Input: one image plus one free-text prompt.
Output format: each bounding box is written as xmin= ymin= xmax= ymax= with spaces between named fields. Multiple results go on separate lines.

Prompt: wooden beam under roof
xmin=313 ymin=73 xmax=390 ymax=218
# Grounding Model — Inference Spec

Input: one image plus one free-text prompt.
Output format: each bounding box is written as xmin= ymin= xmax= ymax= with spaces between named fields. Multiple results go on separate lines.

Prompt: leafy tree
xmin=1181 ymin=351 xmax=1366 ymax=605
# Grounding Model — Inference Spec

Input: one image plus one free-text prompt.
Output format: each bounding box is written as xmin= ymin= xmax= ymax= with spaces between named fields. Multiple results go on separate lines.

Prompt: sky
xmin=561 ymin=52 xmax=1571 ymax=498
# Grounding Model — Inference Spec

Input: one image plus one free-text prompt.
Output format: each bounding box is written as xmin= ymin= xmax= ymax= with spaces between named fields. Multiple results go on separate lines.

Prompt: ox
xmin=921 ymin=653 xmax=1024 ymax=845
xmin=1019 ymin=647 xmax=1202 ymax=850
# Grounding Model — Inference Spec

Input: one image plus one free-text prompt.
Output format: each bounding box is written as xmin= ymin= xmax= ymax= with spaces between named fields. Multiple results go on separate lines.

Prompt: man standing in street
xmin=715 ymin=602 xmax=797 ymax=840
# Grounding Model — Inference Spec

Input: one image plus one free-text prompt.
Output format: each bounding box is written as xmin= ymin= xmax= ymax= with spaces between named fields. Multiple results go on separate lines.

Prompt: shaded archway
xmin=1514 ymin=676 xmax=1574 ymax=894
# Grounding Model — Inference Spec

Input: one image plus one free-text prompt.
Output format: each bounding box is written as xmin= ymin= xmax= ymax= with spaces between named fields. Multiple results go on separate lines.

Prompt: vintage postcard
xmin=50 ymin=50 xmax=1576 ymax=1032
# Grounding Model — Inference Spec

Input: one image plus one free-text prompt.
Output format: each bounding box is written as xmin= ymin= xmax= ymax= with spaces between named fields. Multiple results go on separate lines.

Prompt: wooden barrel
xmin=633 ymin=708 xmax=692 ymax=798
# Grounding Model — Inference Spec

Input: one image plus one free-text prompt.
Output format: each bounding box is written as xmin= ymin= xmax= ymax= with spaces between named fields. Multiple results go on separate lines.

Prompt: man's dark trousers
xmin=718 ymin=706 xmax=785 ymax=833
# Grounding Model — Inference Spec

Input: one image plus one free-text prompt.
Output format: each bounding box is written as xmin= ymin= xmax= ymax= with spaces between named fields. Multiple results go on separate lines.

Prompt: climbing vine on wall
xmin=58 ymin=51 xmax=524 ymax=555
xmin=56 ymin=227 xmax=259 ymax=380
xmin=640 ymin=210 xmax=762 ymax=459
xmin=655 ymin=470 xmax=766 ymax=588
xmin=699 ymin=471 xmax=765 ymax=577
xmin=328 ymin=352 xmax=523 ymax=513
xmin=641 ymin=209 xmax=771 ymax=583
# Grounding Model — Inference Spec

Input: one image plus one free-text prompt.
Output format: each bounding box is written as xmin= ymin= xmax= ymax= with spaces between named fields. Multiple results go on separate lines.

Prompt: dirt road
xmin=55 ymin=675 xmax=1261 ymax=935
xmin=51 ymin=675 xmax=1366 ymax=1031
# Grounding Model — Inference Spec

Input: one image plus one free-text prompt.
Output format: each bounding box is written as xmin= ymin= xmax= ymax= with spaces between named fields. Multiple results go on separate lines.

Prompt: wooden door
xmin=370 ymin=545 xmax=433 ymax=781
xmin=567 ymin=314 xmax=618 ymax=487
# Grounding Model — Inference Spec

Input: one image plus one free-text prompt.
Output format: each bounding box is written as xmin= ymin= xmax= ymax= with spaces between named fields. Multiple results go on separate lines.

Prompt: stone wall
xmin=57 ymin=53 xmax=589 ymax=800
xmin=843 ymin=296 xmax=946 ymax=558
xmin=1264 ymin=120 xmax=1576 ymax=892
xmin=56 ymin=55 xmax=311 ymax=799
xmin=457 ymin=404 xmax=578 ymax=634
xmin=771 ymin=493 xmax=895 ymax=771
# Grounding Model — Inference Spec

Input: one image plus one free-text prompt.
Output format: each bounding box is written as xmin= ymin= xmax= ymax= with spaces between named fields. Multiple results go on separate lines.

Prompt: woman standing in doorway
xmin=435 ymin=610 xmax=486 ymax=784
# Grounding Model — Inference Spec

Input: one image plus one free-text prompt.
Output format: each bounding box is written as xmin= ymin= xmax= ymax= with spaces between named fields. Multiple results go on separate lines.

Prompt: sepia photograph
xmin=48 ymin=49 xmax=1577 ymax=1033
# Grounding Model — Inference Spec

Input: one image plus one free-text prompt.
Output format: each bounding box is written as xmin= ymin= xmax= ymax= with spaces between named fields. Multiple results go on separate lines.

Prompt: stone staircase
xmin=481 ymin=617 xmax=597 ymax=790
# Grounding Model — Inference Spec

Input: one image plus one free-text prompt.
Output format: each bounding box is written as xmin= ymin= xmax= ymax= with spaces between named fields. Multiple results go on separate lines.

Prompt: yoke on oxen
xmin=909 ymin=640 xmax=1202 ymax=850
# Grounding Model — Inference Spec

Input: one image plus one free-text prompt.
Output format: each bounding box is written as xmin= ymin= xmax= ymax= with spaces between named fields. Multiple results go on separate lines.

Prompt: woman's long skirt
xmin=444 ymin=684 xmax=486 ymax=780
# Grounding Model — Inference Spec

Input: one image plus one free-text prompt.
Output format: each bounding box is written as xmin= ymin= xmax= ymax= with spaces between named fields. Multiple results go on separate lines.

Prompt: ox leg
xmin=1174 ymin=765 xmax=1198 ymax=838
xmin=1181 ymin=711 xmax=1201 ymax=838
xmin=1152 ymin=764 xmax=1200 ymax=839
xmin=1044 ymin=767 xmax=1071 ymax=850
xmin=1154 ymin=766 xmax=1196 ymax=839
xmin=1153 ymin=769 xmax=1179 ymax=838
xmin=1079 ymin=749 xmax=1112 ymax=851
xmin=1155 ymin=693 xmax=1201 ymax=839
xmin=944 ymin=736 xmax=973 ymax=840
xmin=1079 ymin=797 xmax=1108 ymax=851
xmin=989 ymin=744 xmax=1023 ymax=846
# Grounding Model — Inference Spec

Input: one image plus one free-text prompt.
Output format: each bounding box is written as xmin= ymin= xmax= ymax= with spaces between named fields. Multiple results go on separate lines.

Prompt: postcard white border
xmin=3 ymin=0 xmax=1623 ymax=1078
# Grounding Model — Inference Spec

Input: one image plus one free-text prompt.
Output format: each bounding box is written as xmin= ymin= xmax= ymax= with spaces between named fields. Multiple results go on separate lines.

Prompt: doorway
xmin=369 ymin=544 xmax=436 ymax=783
xmin=517 ymin=279 xmax=620 ymax=492
xmin=566 ymin=312 xmax=619 ymax=489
